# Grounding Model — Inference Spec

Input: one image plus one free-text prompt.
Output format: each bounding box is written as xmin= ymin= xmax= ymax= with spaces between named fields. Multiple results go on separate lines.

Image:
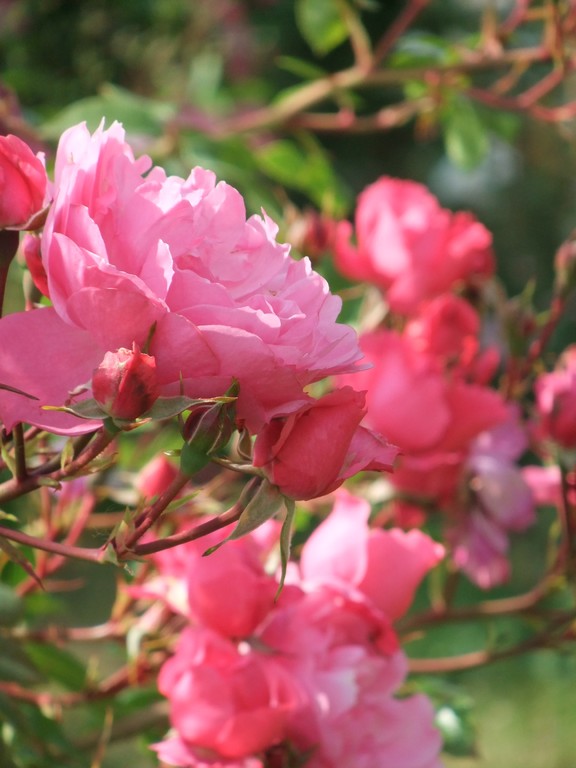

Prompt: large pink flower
xmin=334 ymin=176 xmax=493 ymax=315
xmin=0 ymin=121 xmax=362 ymax=434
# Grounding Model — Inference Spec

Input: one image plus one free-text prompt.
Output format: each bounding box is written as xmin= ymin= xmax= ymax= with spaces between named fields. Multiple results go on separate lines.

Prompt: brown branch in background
xmin=372 ymin=0 xmax=432 ymax=68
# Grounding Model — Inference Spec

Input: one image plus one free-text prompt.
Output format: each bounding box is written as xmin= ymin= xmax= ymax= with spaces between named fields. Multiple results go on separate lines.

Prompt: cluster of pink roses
xmin=0 ymin=122 xmax=396 ymax=500
xmin=132 ymin=478 xmax=444 ymax=768
xmin=332 ymin=178 xmax=537 ymax=587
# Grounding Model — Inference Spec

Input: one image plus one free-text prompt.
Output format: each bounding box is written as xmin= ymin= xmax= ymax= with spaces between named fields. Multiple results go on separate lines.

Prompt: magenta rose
xmin=334 ymin=176 xmax=494 ymax=315
xmin=252 ymin=387 xmax=397 ymax=500
xmin=0 ymin=134 xmax=48 ymax=230
xmin=0 ymin=121 xmax=362 ymax=434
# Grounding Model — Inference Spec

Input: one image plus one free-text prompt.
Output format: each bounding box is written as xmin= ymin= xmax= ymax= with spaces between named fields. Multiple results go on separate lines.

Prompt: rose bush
xmin=0 ymin=121 xmax=363 ymax=435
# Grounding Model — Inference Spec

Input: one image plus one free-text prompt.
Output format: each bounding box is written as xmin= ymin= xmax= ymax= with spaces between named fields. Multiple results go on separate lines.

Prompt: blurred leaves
xmin=442 ymin=96 xmax=490 ymax=171
xmin=295 ymin=0 xmax=349 ymax=56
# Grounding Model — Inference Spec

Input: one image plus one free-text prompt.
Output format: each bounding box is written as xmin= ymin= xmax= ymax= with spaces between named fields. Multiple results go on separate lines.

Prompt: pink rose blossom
xmin=253 ymin=388 xmax=397 ymax=500
xmin=334 ymin=176 xmax=493 ymax=314
xmin=338 ymin=329 xmax=507 ymax=455
xmin=300 ymin=490 xmax=444 ymax=621
xmin=260 ymin=586 xmax=442 ymax=768
xmin=535 ymin=345 xmax=576 ymax=448
xmin=0 ymin=134 xmax=48 ymax=230
xmin=0 ymin=121 xmax=362 ymax=434
xmin=157 ymin=627 xmax=305 ymax=761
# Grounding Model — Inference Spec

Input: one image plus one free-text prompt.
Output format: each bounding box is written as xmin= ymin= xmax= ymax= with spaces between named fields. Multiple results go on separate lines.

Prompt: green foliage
xmin=295 ymin=0 xmax=349 ymax=56
xmin=441 ymin=96 xmax=490 ymax=171
xmin=255 ymin=138 xmax=349 ymax=215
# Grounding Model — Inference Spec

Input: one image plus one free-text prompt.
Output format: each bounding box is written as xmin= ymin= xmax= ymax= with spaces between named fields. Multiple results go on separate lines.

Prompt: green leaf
xmin=42 ymin=398 xmax=106 ymax=420
xmin=0 ymin=583 xmax=23 ymax=627
xmin=442 ymin=97 xmax=489 ymax=170
xmin=25 ymin=643 xmax=87 ymax=691
xmin=143 ymin=395 xmax=235 ymax=422
xmin=295 ymin=0 xmax=349 ymax=56
xmin=40 ymin=83 xmax=176 ymax=140
xmin=0 ymin=537 xmax=43 ymax=588
xmin=275 ymin=56 xmax=328 ymax=81
xmin=256 ymin=138 xmax=349 ymax=215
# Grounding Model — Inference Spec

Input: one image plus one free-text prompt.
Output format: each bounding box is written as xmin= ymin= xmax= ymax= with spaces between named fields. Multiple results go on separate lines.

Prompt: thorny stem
xmin=0 ymin=429 xmax=112 ymax=504
xmin=119 ymin=470 xmax=193 ymax=554
xmin=0 ymin=523 xmax=103 ymax=562
xmin=130 ymin=480 xmax=259 ymax=556
xmin=13 ymin=423 xmax=27 ymax=482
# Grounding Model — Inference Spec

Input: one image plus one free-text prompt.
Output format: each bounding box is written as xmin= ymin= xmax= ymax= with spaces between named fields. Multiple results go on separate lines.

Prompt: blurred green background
xmin=1 ymin=0 xmax=575 ymax=765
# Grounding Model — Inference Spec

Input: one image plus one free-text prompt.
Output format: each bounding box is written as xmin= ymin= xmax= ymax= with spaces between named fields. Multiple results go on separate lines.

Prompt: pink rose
xmin=535 ymin=345 xmax=576 ymax=448
xmin=260 ymin=586 xmax=442 ymax=768
xmin=92 ymin=343 xmax=159 ymax=420
xmin=252 ymin=388 xmax=397 ymax=500
xmin=0 ymin=121 xmax=362 ymax=434
xmin=334 ymin=176 xmax=493 ymax=314
xmin=157 ymin=627 xmax=304 ymax=761
xmin=300 ymin=491 xmax=444 ymax=621
xmin=0 ymin=134 xmax=48 ymax=230
xmin=338 ymin=329 xmax=507 ymax=455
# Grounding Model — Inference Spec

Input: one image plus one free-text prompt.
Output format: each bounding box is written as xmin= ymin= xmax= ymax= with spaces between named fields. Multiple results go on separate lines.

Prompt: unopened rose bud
xmin=0 ymin=134 xmax=49 ymax=230
xmin=183 ymin=398 xmax=235 ymax=455
xmin=92 ymin=343 xmax=159 ymax=421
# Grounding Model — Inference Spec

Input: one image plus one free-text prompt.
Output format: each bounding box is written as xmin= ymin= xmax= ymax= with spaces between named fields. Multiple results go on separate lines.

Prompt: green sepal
xmin=180 ymin=440 xmax=210 ymax=477
xmin=203 ymin=480 xmax=284 ymax=556
xmin=277 ymin=497 xmax=296 ymax=598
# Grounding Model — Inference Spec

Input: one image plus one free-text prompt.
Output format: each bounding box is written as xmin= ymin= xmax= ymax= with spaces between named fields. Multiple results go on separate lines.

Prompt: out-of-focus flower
xmin=452 ymin=407 xmax=535 ymax=588
xmin=0 ymin=121 xmax=362 ymax=435
xmin=253 ymin=388 xmax=397 ymax=500
xmin=334 ymin=176 xmax=493 ymax=315
xmin=535 ymin=346 xmax=576 ymax=449
xmin=0 ymin=134 xmax=49 ymax=230
xmin=338 ymin=329 xmax=507 ymax=455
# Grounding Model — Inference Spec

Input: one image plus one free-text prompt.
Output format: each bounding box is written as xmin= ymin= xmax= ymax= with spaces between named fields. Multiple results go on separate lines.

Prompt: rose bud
xmin=92 ymin=343 xmax=159 ymax=421
xmin=0 ymin=134 xmax=49 ymax=230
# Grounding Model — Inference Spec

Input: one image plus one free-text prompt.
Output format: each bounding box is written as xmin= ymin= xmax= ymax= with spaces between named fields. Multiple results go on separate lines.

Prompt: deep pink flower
xmin=0 ymin=122 xmax=362 ymax=434
xmin=535 ymin=346 xmax=576 ymax=448
xmin=338 ymin=329 xmax=507 ymax=455
xmin=300 ymin=490 xmax=444 ymax=621
xmin=253 ymin=388 xmax=397 ymax=500
xmin=92 ymin=343 xmax=159 ymax=420
xmin=157 ymin=627 xmax=304 ymax=761
xmin=334 ymin=176 xmax=493 ymax=314
xmin=0 ymin=134 xmax=48 ymax=230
